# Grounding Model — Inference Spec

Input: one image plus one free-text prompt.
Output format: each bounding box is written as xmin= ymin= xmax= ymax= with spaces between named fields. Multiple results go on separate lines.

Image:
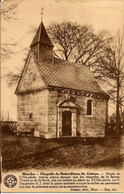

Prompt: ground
xmin=1 ymin=133 xmax=124 ymax=171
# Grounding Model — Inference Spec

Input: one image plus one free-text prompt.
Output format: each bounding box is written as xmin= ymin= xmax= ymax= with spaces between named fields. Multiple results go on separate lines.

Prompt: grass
xmin=1 ymin=133 xmax=123 ymax=171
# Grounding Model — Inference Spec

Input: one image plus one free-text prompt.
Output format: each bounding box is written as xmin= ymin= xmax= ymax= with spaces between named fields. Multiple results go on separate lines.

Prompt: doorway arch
xmin=57 ymin=100 xmax=77 ymax=137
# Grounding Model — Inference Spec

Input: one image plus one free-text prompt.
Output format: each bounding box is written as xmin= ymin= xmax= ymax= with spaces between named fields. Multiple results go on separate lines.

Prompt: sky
xmin=1 ymin=0 xmax=124 ymax=120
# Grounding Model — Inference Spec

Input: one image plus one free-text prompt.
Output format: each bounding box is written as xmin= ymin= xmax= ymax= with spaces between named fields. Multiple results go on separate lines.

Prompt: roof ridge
xmin=54 ymin=57 xmax=88 ymax=68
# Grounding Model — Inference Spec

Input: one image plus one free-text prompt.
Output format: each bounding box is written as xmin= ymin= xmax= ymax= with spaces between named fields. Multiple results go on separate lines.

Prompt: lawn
xmin=1 ymin=133 xmax=123 ymax=171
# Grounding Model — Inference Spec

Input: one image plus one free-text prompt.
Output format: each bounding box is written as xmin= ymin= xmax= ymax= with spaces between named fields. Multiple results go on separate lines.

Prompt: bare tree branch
xmin=1 ymin=0 xmax=23 ymax=60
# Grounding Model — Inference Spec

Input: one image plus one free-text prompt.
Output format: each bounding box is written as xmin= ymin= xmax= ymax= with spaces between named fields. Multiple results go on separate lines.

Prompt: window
xmin=29 ymin=72 xmax=36 ymax=82
xmin=29 ymin=113 xmax=33 ymax=120
xmin=29 ymin=72 xmax=33 ymax=82
xmin=87 ymin=100 xmax=92 ymax=115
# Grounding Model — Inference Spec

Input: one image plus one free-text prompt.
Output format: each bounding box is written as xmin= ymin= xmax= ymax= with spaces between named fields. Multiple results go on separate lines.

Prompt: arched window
xmin=87 ymin=100 xmax=92 ymax=115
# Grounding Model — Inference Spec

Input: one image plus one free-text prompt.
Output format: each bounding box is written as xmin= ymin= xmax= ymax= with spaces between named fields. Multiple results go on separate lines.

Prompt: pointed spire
xmin=30 ymin=18 xmax=54 ymax=48
xmin=37 ymin=7 xmax=43 ymax=61
xmin=30 ymin=9 xmax=54 ymax=62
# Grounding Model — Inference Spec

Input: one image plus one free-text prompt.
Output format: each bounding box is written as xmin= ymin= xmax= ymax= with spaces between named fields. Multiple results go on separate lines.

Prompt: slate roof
xmin=30 ymin=22 xmax=54 ymax=48
xmin=33 ymin=52 xmax=106 ymax=95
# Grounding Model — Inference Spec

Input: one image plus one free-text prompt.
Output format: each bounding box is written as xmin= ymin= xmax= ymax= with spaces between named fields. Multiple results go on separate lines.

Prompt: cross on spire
xmin=41 ymin=7 xmax=43 ymax=22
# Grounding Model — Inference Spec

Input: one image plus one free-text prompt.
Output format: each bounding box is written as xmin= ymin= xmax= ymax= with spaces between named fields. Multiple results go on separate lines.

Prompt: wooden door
xmin=62 ymin=111 xmax=72 ymax=136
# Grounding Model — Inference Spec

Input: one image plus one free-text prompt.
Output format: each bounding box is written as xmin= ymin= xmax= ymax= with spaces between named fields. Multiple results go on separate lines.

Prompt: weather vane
xmin=41 ymin=7 xmax=43 ymax=22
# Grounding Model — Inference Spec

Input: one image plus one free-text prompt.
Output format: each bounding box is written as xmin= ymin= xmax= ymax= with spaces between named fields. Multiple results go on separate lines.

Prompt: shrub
xmin=1 ymin=125 xmax=14 ymax=135
xmin=106 ymin=122 xmax=116 ymax=136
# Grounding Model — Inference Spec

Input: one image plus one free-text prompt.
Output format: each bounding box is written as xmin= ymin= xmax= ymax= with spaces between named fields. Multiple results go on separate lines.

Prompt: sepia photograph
xmin=1 ymin=0 xmax=124 ymax=192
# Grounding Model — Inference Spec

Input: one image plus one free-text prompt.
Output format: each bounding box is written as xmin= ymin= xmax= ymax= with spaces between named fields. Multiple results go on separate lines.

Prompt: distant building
xmin=15 ymin=21 xmax=109 ymax=138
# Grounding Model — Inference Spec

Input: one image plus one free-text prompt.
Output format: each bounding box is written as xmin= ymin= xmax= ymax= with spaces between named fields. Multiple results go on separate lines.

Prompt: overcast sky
xmin=1 ymin=0 xmax=124 ymax=120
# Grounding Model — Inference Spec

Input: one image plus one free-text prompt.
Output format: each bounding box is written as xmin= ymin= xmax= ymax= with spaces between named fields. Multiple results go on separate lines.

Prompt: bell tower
xmin=30 ymin=9 xmax=54 ymax=63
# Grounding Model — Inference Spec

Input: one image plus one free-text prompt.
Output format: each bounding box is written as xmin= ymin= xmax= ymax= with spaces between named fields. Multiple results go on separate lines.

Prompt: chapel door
xmin=62 ymin=111 xmax=72 ymax=136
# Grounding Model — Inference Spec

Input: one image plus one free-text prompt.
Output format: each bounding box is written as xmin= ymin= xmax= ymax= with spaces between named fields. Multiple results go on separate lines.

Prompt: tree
xmin=6 ymin=22 xmax=110 ymax=86
xmin=47 ymin=22 xmax=110 ymax=65
xmin=94 ymin=30 xmax=124 ymax=132
xmin=47 ymin=22 xmax=124 ymax=132
xmin=1 ymin=0 xmax=21 ymax=60
xmin=1 ymin=0 xmax=26 ymax=87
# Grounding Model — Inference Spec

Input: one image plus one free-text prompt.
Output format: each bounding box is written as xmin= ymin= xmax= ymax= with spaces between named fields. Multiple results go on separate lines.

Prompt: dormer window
xmin=87 ymin=100 xmax=92 ymax=115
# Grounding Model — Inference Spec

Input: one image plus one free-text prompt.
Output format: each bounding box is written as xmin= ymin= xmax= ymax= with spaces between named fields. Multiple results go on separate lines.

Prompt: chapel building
xmin=15 ymin=21 xmax=109 ymax=138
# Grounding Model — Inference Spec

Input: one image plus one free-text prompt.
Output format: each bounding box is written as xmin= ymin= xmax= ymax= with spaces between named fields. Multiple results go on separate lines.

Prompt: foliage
xmin=1 ymin=125 xmax=14 ymax=135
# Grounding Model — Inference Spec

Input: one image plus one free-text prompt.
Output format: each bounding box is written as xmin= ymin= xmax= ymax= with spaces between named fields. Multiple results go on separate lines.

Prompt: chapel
xmin=15 ymin=21 xmax=109 ymax=138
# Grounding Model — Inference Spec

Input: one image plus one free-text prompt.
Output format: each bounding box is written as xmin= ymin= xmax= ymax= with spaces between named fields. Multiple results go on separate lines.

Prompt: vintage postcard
xmin=1 ymin=0 xmax=124 ymax=193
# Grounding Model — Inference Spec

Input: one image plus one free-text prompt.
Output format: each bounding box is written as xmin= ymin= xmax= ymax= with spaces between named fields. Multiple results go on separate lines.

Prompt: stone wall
xmin=17 ymin=90 xmax=49 ymax=137
xmin=47 ymin=90 xmax=58 ymax=138
xmin=47 ymin=90 xmax=107 ymax=138
xmin=18 ymin=53 xmax=45 ymax=93
xmin=17 ymin=51 xmax=50 ymax=137
xmin=17 ymin=88 xmax=108 ymax=138
xmin=76 ymin=96 xmax=106 ymax=137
